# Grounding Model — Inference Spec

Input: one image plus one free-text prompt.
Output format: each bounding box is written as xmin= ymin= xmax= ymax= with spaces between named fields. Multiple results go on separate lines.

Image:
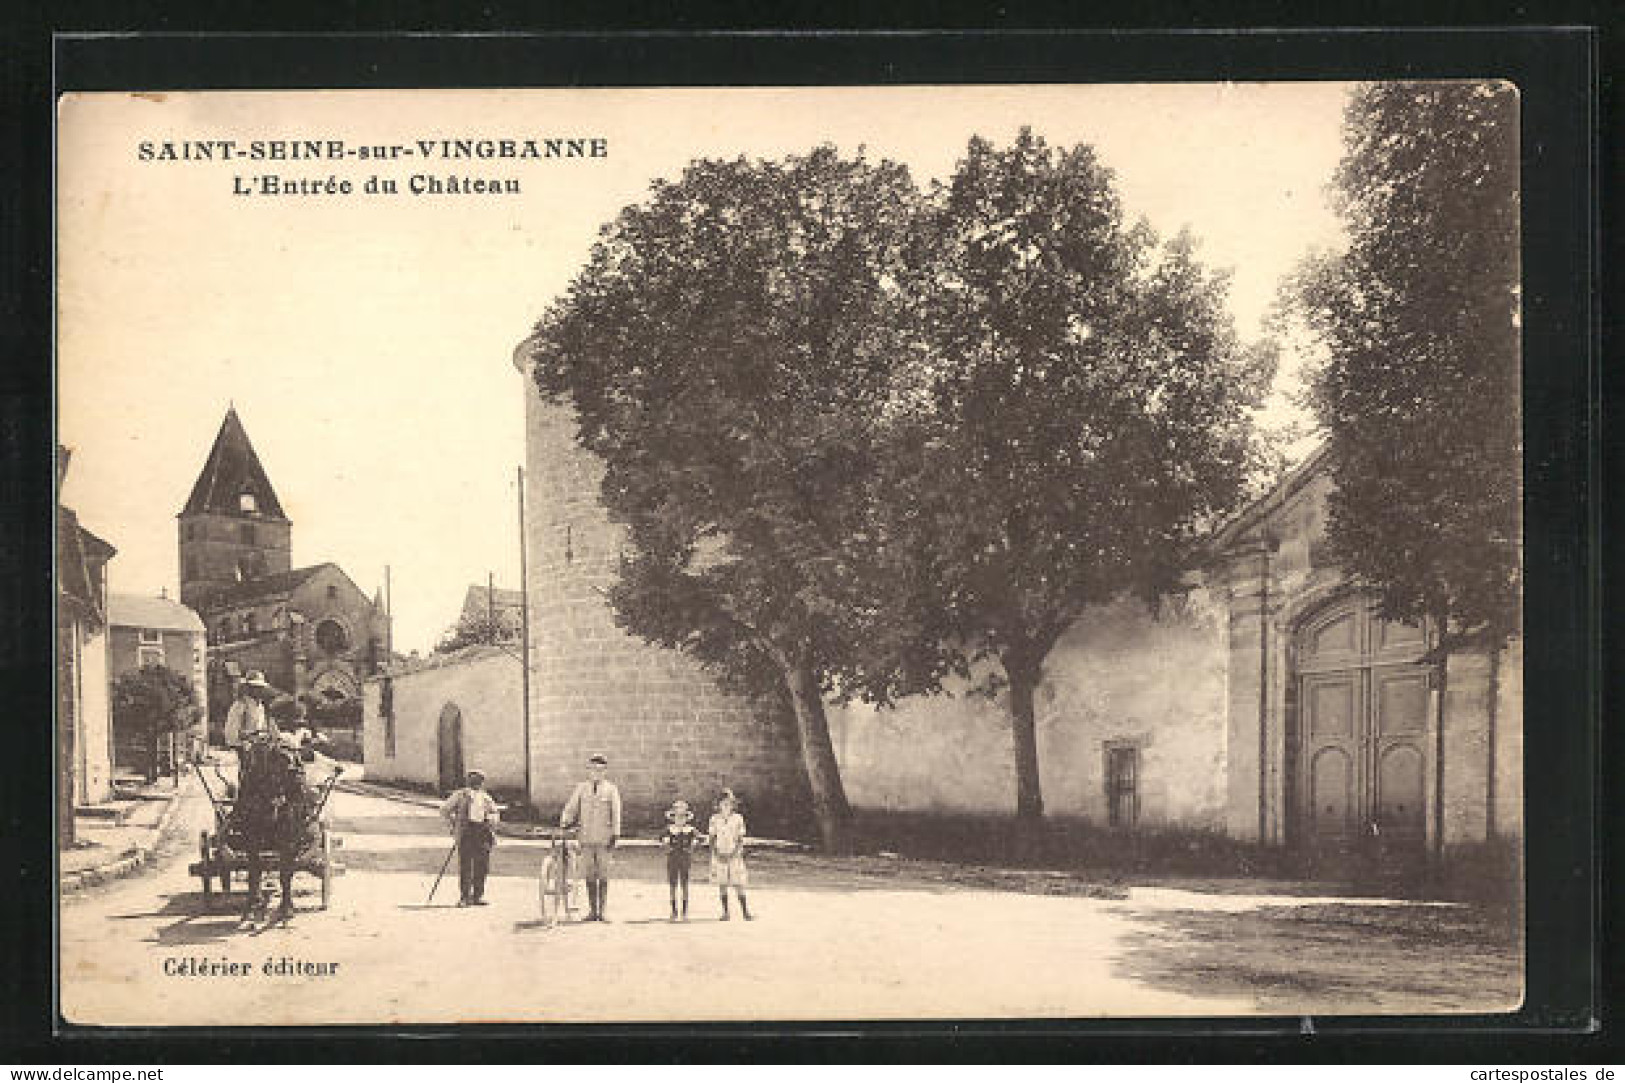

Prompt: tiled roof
xmin=462 ymin=584 xmax=523 ymax=615
xmin=58 ymin=507 xmax=115 ymax=622
xmin=179 ymin=406 xmax=288 ymax=520
xmin=108 ymin=593 xmax=205 ymax=633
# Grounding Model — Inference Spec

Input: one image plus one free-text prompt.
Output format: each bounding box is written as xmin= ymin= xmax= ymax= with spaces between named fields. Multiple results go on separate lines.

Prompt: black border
xmin=3 ymin=23 xmax=1606 ymax=1062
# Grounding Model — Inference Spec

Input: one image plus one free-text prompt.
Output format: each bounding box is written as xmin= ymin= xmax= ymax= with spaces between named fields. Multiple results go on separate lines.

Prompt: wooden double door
xmin=1294 ymin=598 xmax=1432 ymax=862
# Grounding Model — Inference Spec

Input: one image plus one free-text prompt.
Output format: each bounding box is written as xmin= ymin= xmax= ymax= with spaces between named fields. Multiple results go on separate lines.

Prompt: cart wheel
xmin=319 ymin=827 xmax=333 ymax=910
xmin=197 ymin=831 xmax=214 ymax=898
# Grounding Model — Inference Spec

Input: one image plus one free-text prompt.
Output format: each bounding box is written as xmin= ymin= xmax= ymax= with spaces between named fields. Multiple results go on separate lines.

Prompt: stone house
xmin=57 ymin=449 xmax=117 ymax=843
xmin=106 ymin=592 xmax=208 ymax=771
xmin=456 ymin=583 xmax=523 ymax=641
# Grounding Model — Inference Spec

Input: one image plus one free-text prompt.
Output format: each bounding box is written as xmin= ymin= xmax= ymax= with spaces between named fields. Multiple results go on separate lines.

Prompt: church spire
xmin=179 ymin=405 xmax=288 ymax=520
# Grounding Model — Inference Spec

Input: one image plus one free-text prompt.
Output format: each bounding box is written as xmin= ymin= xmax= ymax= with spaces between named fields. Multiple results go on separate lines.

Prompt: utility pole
xmin=517 ymin=464 xmax=532 ymax=812
xmin=384 ymin=565 xmax=393 ymax=659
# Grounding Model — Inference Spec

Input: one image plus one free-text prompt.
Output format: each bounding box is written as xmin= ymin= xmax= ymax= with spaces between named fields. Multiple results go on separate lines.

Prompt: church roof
xmin=108 ymin=592 xmax=206 ymax=633
xmin=202 ymin=563 xmax=335 ymax=606
xmin=179 ymin=406 xmax=288 ymax=520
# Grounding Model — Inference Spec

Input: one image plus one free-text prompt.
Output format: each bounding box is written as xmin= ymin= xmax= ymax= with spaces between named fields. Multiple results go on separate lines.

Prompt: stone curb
xmin=337 ymin=778 xmax=810 ymax=851
xmin=60 ymin=778 xmax=191 ymax=895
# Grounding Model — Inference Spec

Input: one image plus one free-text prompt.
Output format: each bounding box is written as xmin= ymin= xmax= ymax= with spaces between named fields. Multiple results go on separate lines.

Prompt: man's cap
xmin=587 ymin=753 xmax=608 ymax=766
xmin=241 ymin=671 xmax=270 ymax=690
xmin=466 ymin=768 xmax=486 ymax=781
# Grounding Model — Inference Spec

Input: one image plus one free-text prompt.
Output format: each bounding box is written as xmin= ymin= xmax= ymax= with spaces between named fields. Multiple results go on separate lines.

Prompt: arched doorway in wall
xmin=437 ymin=702 xmax=464 ymax=794
xmin=1289 ymin=595 xmax=1431 ymax=872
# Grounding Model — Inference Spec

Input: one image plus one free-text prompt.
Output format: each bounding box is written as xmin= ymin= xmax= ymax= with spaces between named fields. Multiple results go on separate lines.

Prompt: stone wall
xmin=518 ymin=347 xmax=809 ymax=836
xmin=362 ymin=647 xmax=525 ymax=795
xmin=827 ymin=590 xmax=1230 ymax=828
xmin=178 ymin=512 xmax=291 ymax=610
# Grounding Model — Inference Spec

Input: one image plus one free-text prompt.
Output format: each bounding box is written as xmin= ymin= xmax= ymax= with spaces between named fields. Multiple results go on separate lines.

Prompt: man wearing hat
xmin=224 ymin=671 xmax=271 ymax=747
xmin=440 ymin=769 xmax=500 ymax=906
xmin=560 ymin=753 xmax=621 ymax=921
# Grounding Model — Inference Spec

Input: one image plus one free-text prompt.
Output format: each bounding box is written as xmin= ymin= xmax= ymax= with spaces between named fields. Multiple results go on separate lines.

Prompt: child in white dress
xmin=707 ymin=789 xmax=752 ymax=921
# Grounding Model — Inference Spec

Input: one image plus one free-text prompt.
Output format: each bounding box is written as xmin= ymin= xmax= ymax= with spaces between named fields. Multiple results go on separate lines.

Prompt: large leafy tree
xmin=1288 ymin=82 xmax=1520 ymax=651
xmin=528 ymin=148 xmax=933 ymax=852
xmin=880 ymin=130 xmax=1273 ymax=830
xmin=111 ymin=664 xmax=197 ymax=783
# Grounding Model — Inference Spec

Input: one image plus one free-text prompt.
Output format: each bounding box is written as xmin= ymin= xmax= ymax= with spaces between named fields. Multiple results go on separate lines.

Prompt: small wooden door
xmin=1295 ymin=599 xmax=1429 ymax=867
xmin=437 ymin=702 xmax=464 ymax=794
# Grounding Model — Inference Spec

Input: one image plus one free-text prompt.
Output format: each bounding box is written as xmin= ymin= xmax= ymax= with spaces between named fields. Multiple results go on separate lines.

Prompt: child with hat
xmin=707 ymin=789 xmax=753 ymax=921
xmin=660 ymin=799 xmax=702 ymax=921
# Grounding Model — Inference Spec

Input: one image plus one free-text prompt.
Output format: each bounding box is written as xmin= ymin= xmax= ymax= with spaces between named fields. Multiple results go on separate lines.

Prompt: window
xmin=239 ymin=491 xmax=257 ymax=513
xmin=326 ymin=584 xmax=338 ymax=601
xmin=315 ymin=619 xmax=349 ymax=655
xmin=138 ymin=628 xmax=162 ymax=644
xmin=239 ymin=523 xmax=254 ymax=544
xmin=1105 ymin=745 xmax=1140 ymax=828
xmin=138 ymin=646 xmax=164 ymax=668
xmin=184 ymin=556 xmax=198 ymax=580
xmin=217 ymin=620 xmax=230 ymax=643
xmin=246 ymin=613 xmax=258 ymax=635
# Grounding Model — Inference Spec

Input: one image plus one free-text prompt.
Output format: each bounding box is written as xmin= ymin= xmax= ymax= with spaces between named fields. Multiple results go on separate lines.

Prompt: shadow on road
xmin=1108 ymin=899 xmax=1523 ymax=1014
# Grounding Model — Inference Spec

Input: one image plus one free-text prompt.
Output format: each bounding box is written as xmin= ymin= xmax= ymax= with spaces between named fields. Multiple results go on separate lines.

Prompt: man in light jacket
xmin=560 ymin=753 xmax=621 ymax=921
xmin=223 ymin=671 xmax=271 ymax=747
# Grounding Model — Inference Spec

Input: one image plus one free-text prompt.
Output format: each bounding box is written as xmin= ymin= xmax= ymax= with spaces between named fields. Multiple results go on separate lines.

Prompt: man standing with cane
xmin=560 ymin=753 xmax=621 ymax=921
xmin=439 ymin=768 xmax=499 ymax=906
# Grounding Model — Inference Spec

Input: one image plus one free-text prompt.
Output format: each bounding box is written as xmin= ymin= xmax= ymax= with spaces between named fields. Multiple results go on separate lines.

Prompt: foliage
xmin=434 ymin=610 xmax=515 ymax=653
xmin=879 ymin=129 xmax=1273 ymax=822
xmin=111 ymin=664 xmax=197 ymax=780
xmin=530 ymin=147 xmax=938 ymax=852
xmin=1285 ymin=82 xmax=1520 ymax=649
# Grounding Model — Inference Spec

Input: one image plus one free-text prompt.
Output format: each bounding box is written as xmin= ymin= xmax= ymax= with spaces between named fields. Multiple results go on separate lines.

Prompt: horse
xmin=231 ymin=732 xmax=316 ymax=920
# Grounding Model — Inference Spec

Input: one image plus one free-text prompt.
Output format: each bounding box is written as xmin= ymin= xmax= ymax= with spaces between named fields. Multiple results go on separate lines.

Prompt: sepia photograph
xmin=54 ymin=82 xmax=1524 ymax=1026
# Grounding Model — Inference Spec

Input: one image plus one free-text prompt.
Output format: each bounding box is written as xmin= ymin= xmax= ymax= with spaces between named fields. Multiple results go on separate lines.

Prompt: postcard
xmin=56 ymin=84 xmax=1523 ymax=1025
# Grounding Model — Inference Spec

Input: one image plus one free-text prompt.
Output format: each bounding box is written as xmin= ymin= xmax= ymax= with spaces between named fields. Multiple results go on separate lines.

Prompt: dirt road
xmin=59 ymin=784 xmax=1520 ymax=1025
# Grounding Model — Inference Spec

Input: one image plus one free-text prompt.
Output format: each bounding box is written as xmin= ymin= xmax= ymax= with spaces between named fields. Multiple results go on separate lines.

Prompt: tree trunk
xmin=1006 ymin=658 xmax=1045 ymax=826
xmin=146 ymin=725 xmax=160 ymax=784
xmin=781 ymin=654 xmax=856 ymax=854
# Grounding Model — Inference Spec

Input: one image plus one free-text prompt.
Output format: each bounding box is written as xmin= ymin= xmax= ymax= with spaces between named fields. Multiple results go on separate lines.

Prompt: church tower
xmin=177 ymin=406 xmax=292 ymax=611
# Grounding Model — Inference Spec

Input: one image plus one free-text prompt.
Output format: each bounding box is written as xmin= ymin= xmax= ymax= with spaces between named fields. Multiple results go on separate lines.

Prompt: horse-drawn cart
xmin=188 ymin=757 xmax=346 ymax=910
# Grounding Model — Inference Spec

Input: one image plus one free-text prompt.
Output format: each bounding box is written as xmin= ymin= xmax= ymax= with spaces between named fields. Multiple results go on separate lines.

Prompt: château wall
xmin=827 ymin=591 xmax=1231 ymax=828
xmin=516 ymin=341 xmax=809 ymax=836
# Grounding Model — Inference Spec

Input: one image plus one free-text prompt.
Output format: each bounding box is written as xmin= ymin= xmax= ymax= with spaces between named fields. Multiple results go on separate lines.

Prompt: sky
xmin=57 ymin=84 xmax=1352 ymax=654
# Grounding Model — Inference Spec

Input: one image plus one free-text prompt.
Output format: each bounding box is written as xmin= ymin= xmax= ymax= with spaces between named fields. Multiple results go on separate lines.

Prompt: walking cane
xmin=428 ymin=836 xmax=459 ymax=905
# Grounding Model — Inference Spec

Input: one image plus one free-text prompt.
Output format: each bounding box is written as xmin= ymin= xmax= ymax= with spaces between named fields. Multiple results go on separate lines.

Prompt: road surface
xmin=60 ymin=782 xmax=1520 ymax=1025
